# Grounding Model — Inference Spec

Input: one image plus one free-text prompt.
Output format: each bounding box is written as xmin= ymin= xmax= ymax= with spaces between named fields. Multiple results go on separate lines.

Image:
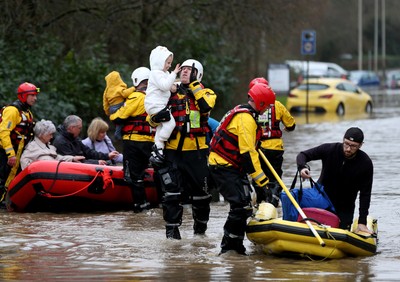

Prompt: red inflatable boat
xmin=6 ymin=160 xmax=160 ymax=212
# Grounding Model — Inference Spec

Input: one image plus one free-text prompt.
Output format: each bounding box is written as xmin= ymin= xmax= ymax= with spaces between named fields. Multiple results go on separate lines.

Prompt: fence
xmin=369 ymin=90 xmax=400 ymax=107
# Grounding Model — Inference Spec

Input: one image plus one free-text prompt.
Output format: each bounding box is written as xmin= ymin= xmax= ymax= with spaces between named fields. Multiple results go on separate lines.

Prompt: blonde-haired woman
xmin=82 ymin=117 xmax=123 ymax=164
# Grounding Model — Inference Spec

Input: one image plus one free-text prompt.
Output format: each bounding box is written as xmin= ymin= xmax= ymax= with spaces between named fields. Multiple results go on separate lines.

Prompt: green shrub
xmin=0 ymin=35 xmax=112 ymax=126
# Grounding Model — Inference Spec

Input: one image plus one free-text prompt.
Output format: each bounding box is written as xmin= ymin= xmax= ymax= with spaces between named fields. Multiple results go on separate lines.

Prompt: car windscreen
xmin=297 ymin=84 xmax=329 ymax=91
xmin=349 ymin=71 xmax=363 ymax=80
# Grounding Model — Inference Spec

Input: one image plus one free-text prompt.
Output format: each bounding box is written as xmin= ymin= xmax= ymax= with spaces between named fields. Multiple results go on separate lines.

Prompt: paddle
xmin=258 ymin=149 xmax=326 ymax=247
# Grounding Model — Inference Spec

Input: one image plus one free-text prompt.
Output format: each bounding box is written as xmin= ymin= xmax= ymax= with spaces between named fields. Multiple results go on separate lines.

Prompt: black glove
xmin=255 ymin=185 xmax=272 ymax=204
xmin=151 ymin=107 xmax=171 ymax=123
xmin=190 ymin=63 xmax=197 ymax=83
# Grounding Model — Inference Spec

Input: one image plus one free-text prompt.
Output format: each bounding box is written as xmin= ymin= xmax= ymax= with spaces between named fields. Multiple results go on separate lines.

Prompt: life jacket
xmin=258 ymin=104 xmax=282 ymax=139
xmin=0 ymin=101 xmax=34 ymax=147
xmin=210 ymin=104 xmax=262 ymax=169
xmin=168 ymin=90 xmax=209 ymax=139
xmin=121 ymin=113 xmax=154 ymax=136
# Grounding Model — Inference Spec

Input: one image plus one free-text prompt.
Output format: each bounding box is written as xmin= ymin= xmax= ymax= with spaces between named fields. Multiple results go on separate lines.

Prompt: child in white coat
xmin=144 ymin=46 xmax=181 ymax=165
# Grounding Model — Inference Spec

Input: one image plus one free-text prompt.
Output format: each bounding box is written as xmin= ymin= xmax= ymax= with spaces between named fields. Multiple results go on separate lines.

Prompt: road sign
xmin=301 ymin=30 xmax=316 ymax=55
xmin=268 ymin=64 xmax=290 ymax=93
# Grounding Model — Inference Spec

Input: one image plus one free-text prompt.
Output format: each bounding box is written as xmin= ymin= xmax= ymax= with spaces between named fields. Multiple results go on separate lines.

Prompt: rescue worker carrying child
xmin=152 ymin=59 xmax=217 ymax=240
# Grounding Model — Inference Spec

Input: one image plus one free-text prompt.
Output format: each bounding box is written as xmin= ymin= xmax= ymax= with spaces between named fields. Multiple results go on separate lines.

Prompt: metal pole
xmin=382 ymin=0 xmax=386 ymax=86
xmin=374 ymin=0 xmax=379 ymax=73
xmin=306 ymin=60 xmax=309 ymax=124
xmin=369 ymin=50 xmax=372 ymax=71
xmin=358 ymin=0 xmax=363 ymax=70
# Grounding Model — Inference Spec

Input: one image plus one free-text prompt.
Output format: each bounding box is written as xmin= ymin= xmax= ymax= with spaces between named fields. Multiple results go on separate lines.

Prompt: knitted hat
xmin=344 ymin=127 xmax=364 ymax=143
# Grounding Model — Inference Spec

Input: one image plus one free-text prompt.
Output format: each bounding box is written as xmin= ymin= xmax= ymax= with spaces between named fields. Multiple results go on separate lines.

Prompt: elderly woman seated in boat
xmin=20 ymin=119 xmax=85 ymax=170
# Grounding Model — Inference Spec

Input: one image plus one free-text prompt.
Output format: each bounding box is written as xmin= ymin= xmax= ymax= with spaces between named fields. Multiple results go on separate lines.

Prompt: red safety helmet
xmin=248 ymin=83 xmax=275 ymax=113
xmin=248 ymin=77 xmax=269 ymax=89
xmin=17 ymin=82 xmax=40 ymax=103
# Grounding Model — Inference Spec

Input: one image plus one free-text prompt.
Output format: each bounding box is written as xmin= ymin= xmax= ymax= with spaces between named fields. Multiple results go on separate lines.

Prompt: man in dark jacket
xmin=297 ymin=127 xmax=374 ymax=233
xmin=53 ymin=115 xmax=118 ymax=164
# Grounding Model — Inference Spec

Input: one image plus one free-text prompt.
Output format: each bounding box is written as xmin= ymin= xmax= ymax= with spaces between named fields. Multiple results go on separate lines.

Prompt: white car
xmin=286 ymin=60 xmax=348 ymax=87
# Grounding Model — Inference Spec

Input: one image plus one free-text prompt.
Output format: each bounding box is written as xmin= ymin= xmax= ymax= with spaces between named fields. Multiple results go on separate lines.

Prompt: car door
xmin=342 ymin=82 xmax=364 ymax=112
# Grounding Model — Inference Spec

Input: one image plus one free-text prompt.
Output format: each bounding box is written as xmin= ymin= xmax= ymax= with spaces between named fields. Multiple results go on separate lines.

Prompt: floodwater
xmin=1 ymin=107 xmax=400 ymax=281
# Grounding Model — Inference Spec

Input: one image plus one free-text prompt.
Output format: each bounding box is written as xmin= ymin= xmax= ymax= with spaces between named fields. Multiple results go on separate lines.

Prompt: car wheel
xmin=336 ymin=103 xmax=345 ymax=116
xmin=365 ymin=102 xmax=373 ymax=114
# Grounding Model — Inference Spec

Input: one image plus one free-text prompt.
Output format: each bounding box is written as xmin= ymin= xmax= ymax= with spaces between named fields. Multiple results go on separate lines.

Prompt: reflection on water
xmin=291 ymin=111 xmax=371 ymax=125
xmin=293 ymin=106 xmax=400 ymax=125
xmin=1 ymin=107 xmax=400 ymax=281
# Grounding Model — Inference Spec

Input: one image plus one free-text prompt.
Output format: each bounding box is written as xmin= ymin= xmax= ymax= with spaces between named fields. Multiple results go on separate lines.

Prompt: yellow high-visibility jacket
xmin=208 ymin=110 xmax=268 ymax=187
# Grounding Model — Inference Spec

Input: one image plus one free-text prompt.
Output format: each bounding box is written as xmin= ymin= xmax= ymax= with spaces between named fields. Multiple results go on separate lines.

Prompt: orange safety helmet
xmin=248 ymin=83 xmax=275 ymax=113
xmin=248 ymin=77 xmax=269 ymax=89
xmin=17 ymin=82 xmax=40 ymax=103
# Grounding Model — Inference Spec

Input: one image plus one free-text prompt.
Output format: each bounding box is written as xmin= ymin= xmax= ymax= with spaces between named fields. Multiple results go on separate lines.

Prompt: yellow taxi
xmin=286 ymin=78 xmax=373 ymax=115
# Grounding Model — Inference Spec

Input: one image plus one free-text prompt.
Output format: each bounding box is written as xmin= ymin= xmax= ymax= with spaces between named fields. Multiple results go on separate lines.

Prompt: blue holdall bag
xmin=281 ymin=170 xmax=336 ymax=221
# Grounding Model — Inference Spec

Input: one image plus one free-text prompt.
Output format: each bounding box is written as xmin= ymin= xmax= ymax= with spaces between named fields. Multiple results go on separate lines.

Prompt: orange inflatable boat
xmin=6 ymin=160 xmax=159 ymax=212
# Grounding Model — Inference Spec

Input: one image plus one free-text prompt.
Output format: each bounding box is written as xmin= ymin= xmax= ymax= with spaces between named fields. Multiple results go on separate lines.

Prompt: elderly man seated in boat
xmin=20 ymin=119 xmax=85 ymax=169
xmin=53 ymin=115 xmax=119 ymax=165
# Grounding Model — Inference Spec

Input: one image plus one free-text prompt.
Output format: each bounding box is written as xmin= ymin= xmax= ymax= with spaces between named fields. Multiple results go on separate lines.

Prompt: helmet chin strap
xmin=15 ymin=99 xmax=30 ymax=110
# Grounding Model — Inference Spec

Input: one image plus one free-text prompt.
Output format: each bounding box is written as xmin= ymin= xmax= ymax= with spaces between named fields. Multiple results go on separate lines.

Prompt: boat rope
xmin=298 ymin=217 xmax=323 ymax=225
xmin=46 ymin=160 xmax=65 ymax=193
xmin=304 ymin=227 xmax=338 ymax=261
xmin=39 ymin=167 xmax=114 ymax=198
xmin=101 ymin=168 xmax=114 ymax=190
xmin=40 ymin=170 xmax=102 ymax=198
xmin=4 ymin=133 xmax=25 ymax=189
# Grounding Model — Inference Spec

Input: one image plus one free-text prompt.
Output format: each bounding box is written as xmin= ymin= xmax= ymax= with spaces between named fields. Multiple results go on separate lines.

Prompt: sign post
xmin=301 ymin=30 xmax=317 ymax=56
xmin=301 ymin=30 xmax=316 ymax=120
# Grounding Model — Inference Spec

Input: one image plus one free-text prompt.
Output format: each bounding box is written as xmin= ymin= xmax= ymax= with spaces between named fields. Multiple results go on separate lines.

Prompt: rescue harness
xmin=0 ymin=100 xmax=35 ymax=147
xmin=210 ymin=104 xmax=261 ymax=169
xmin=258 ymin=104 xmax=282 ymax=139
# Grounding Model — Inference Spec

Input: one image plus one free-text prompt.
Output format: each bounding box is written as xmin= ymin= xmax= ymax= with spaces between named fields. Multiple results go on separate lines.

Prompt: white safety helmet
xmin=131 ymin=67 xmax=150 ymax=87
xmin=181 ymin=59 xmax=203 ymax=82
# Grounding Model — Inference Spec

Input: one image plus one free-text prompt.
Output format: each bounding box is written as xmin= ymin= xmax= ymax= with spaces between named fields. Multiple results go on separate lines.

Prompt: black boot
xmin=133 ymin=202 xmax=150 ymax=213
xmin=166 ymin=226 xmax=181 ymax=240
xmin=192 ymin=197 xmax=211 ymax=235
xmin=193 ymin=221 xmax=207 ymax=235
xmin=219 ymin=235 xmax=247 ymax=256
xmin=130 ymin=179 xmax=150 ymax=213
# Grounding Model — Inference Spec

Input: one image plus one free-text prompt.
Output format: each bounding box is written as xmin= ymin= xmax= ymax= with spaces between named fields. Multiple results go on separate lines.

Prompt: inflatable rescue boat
xmin=246 ymin=203 xmax=378 ymax=259
xmin=6 ymin=160 xmax=159 ymax=212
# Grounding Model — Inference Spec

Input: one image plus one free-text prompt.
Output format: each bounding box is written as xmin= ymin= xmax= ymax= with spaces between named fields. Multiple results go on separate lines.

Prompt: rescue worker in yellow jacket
xmin=103 ymin=71 xmax=136 ymax=140
xmin=0 ymin=82 xmax=39 ymax=204
xmin=110 ymin=67 xmax=169 ymax=212
xmin=153 ymin=59 xmax=217 ymax=240
xmin=249 ymin=77 xmax=296 ymax=207
xmin=209 ymin=83 xmax=276 ymax=255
